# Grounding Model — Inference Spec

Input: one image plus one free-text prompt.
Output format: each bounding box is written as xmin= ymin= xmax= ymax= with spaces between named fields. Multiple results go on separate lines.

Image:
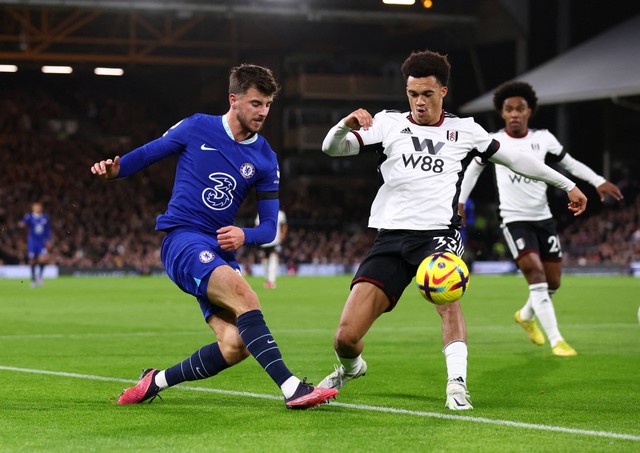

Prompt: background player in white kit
xmin=459 ymin=81 xmax=622 ymax=357
xmin=318 ymin=50 xmax=588 ymax=410
xmin=255 ymin=209 xmax=287 ymax=288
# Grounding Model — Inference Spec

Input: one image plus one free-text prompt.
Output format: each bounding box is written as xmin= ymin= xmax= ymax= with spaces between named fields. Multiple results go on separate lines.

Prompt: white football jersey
xmin=352 ymin=110 xmax=498 ymax=230
xmin=491 ymin=129 xmax=563 ymax=223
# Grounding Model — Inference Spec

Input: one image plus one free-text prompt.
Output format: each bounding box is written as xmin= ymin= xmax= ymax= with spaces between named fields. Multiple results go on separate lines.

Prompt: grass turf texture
xmin=1 ymin=275 xmax=639 ymax=452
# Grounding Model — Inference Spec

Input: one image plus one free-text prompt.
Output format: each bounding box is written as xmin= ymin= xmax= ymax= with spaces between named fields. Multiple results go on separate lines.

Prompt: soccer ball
xmin=416 ymin=252 xmax=470 ymax=305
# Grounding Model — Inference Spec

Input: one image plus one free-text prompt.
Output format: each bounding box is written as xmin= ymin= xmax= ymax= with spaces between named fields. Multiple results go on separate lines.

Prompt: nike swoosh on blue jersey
xmin=201 ymin=144 xmax=217 ymax=151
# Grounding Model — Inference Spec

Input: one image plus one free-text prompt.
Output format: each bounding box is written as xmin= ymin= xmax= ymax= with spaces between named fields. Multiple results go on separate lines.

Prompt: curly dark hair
xmin=493 ymin=81 xmax=538 ymax=113
xmin=401 ymin=50 xmax=451 ymax=87
xmin=229 ymin=63 xmax=280 ymax=97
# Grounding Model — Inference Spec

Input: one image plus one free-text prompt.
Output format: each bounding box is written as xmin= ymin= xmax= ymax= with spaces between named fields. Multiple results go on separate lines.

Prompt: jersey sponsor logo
xmin=239 ymin=162 xmax=256 ymax=179
xmin=199 ymin=250 xmax=215 ymax=263
xmin=531 ymin=143 xmax=540 ymax=150
xmin=402 ymin=154 xmax=444 ymax=173
xmin=202 ymin=172 xmax=237 ymax=211
xmin=446 ymin=130 xmax=458 ymax=142
xmin=411 ymin=136 xmax=445 ymax=155
xmin=400 ymin=127 xmax=413 ymax=134
xmin=201 ymin=144 xmax=218 ymax=151
xmin=508 ymin=174 xmax=540 ymax=184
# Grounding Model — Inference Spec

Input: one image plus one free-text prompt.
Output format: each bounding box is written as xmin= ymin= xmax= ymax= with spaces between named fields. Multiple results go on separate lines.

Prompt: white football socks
xmin=519 ymin=296 xmax=535 ymax=321
xmin=443 ymin=340 xmax=468 ymax=383
xmin=267 ymin=253 xmax=278 ymax=284
xmin=528 ymin=282 xmax=563 ymax=346
xmin=155 ymin=370 xmax=169 ymax=390
xmin=338 ymin=354 xmax=365 ymax=375
xmin=281 ymin=376 xmax=302 ymax=399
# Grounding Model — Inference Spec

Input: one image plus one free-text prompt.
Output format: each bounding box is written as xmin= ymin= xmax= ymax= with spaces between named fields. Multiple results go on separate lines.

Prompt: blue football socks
xmin=236 ymin=309 xmax=293 ymax=386
xmin=164 ymin=342 xmax=230 ymax=386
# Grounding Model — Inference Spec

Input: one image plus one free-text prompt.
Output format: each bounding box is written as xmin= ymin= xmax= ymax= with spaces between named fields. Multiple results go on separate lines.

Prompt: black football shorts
xmin=352 ymin=229 xmax=464 ymax=311
xmin=502 ymin=218 xmax=562 ymax=262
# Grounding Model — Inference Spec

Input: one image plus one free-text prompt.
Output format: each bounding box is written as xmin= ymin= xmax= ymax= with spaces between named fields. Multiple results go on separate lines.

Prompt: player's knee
xmin=548 ymin=280 xmax=560 ymax=292
xmin=236 ymin=289 xmax=260 ymax=313
xmin=523 ymin=268 xmax=546 ymax=284
xmin=334 ymin=327 xmax=360 ymax=351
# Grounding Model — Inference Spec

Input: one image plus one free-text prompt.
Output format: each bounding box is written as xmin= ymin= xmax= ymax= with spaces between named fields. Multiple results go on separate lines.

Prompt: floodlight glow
xmin=383 ymin=0 xmax=415 ymax=4
xmin=94 ymin=67 xmax=124 ymax=76
xmin=0 ymin=64 xmax=18 ymax=72
xmin=42 ymin=65 xmax=73 ymax=74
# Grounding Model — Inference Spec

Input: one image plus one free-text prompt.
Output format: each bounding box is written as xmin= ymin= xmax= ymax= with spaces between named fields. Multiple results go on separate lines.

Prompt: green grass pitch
xmin=1 ymin=274 xmax=639 ymax=452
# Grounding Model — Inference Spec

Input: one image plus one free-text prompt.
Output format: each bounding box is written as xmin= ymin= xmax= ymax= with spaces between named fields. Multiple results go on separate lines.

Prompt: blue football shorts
xmin=27 ymin=241 xmax=48 ymax=260
xmin=161 ymin=227 xmax=240 ymax=321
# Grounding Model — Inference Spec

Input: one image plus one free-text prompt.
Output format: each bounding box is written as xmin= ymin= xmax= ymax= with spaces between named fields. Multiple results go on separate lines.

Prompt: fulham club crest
xmin=446 ymin=130 xmax=458 ymax=142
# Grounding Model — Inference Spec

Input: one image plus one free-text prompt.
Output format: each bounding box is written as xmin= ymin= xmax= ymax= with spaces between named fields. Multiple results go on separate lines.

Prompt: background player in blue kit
xmin=91 ymin=64 xmax=337 ymax=409
xmin=19 ymin=202 xmax=51 ymax=288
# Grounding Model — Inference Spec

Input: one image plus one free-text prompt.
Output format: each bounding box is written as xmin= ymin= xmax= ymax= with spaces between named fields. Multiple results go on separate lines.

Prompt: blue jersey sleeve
xmin=117 ymin=119 xmax=189 ymax=178
xmin=243 ymin=197 xmax=278 ymax=245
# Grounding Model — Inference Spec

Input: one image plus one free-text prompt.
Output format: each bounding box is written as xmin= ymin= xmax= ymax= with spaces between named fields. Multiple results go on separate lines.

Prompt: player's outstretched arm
xmin=91 ymin=156 xmax=121 ymax=179
xmin=596 ymin=181 xmax=623 ymax=202
xmin=567 ymin=186 xmax=587 ymax=216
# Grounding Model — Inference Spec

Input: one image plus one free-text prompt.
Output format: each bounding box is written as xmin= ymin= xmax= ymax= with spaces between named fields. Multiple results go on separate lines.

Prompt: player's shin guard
xmin=237 ymin=309 xmax=293 ymax=386
xmin=164 ymin=342 xmax=231 ymax=386
xmin=529 ymin=282 xmax=562 ymax=345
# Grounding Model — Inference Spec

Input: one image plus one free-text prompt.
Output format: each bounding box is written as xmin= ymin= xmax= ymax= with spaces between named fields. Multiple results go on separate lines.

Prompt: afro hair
xmin=493 ymin=81 xmax=538 ymax=113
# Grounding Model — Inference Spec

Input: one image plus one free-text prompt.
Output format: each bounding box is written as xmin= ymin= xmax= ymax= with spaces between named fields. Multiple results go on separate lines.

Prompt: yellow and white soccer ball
xmin=416 ymin=252 xmax=470 ymax=305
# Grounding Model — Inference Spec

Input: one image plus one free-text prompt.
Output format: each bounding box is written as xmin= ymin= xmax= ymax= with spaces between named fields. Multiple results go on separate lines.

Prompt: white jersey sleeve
xmin=322 ymin=120 xmax=362 ymax=157
xmin=459 ymin=157 xmax=486 ymax=204
xmin=557 ymin=153 xmax=606 ymax=188
xmin=330 ymin=110 xmax=498 ymax=230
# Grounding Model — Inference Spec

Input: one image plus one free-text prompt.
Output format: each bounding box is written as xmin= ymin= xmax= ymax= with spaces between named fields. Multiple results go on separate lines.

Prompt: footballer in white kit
xmin=317 ymin=50 xmax=588 ymax=411
xmin=459 ymin=80 xmax=622 ymax=358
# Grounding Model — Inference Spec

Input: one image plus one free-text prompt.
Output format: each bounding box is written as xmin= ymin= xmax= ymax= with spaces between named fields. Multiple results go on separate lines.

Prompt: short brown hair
xmin=229 ymin=64 xmax=280 ymax=97
xmin=401 ymin=50 xmax=451 ymax=87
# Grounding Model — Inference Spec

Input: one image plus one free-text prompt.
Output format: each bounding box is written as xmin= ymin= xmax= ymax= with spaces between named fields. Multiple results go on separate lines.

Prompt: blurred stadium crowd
xmin=1 ymin=78 xmax=639 ymax=274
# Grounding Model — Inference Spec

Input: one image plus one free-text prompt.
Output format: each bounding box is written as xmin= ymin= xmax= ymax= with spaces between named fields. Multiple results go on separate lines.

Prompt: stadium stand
xmin=1 ymin=77 xmax=637 ymax=275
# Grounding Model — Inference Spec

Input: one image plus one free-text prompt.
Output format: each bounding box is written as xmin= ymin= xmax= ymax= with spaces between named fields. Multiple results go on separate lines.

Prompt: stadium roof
xmin=459 ymin=15 xmax=640 ymax=114
xmin=0 ymin=0 xmax=519 ymax=67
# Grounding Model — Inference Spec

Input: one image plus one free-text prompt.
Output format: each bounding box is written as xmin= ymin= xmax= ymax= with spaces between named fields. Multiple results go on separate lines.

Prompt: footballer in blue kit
xmin=19 ymin=202 xmax=51 ymax=287
xmin=91 ymin=64 xmax=337 ymax=409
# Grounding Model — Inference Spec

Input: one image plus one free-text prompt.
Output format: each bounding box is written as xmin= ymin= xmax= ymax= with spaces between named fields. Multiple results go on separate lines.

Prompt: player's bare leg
xmin=318 ymin=282 xmax=388 ymax=389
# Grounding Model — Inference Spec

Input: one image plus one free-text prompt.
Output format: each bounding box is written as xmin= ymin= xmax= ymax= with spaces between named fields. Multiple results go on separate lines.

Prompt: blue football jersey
xmin=118 ymin=114 xmax=280 ymax=240
xmin=22 ymin=213 xmax=51 ymax=246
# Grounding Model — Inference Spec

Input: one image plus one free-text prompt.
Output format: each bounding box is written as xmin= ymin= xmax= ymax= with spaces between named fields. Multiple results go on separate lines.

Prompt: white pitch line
xmin=1 ymin=365 xmax=638 ymax=442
